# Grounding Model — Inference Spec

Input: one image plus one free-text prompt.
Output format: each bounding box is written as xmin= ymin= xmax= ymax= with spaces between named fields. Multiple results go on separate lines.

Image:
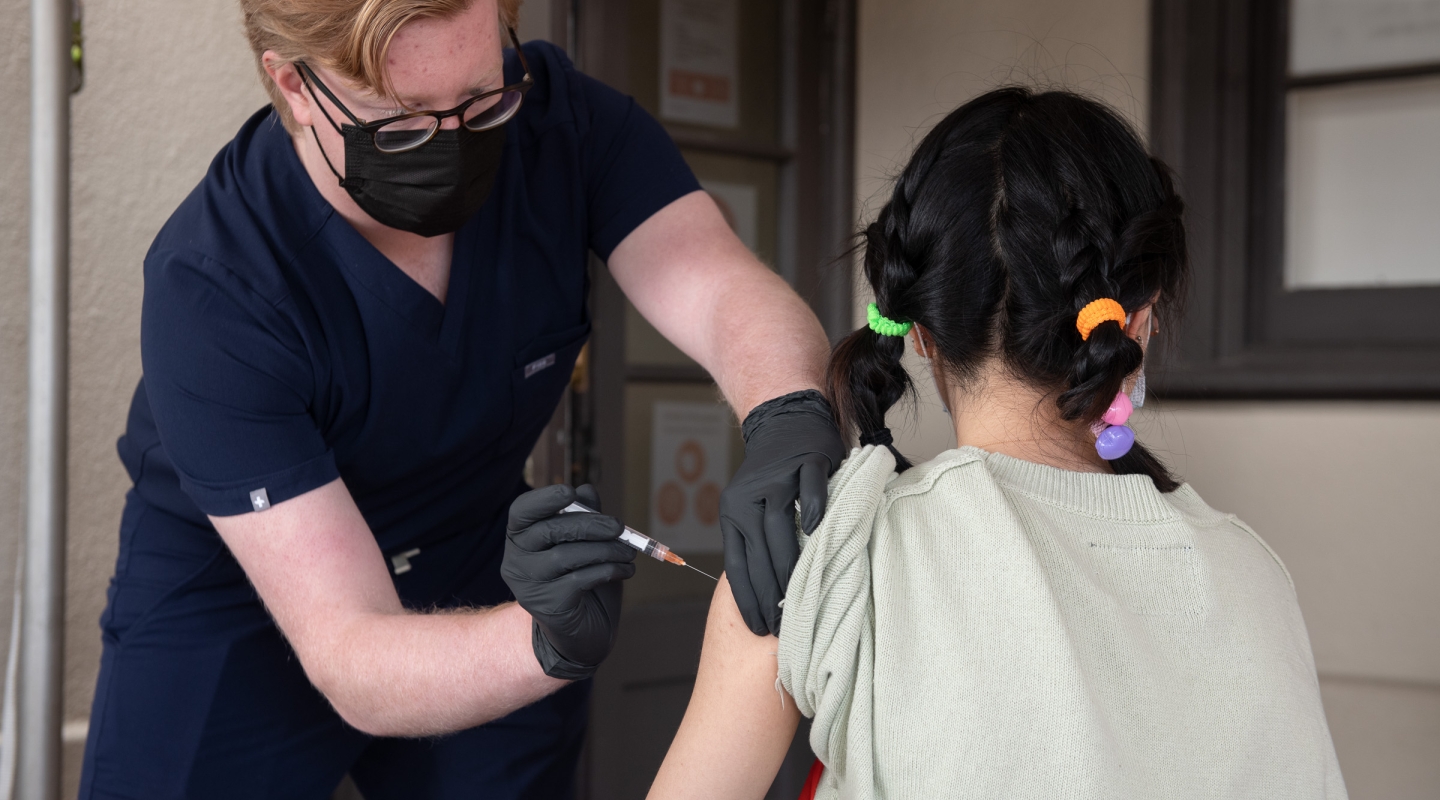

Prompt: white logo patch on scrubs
xmin=250 ymin=488 xmax=271 ymax=512
xmin=524 ymin=353 xmax=557 ymax=379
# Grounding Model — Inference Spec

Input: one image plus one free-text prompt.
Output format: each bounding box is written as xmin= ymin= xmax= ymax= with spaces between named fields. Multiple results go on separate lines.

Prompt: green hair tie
xmin=867 ymin=303 xmax=913 ymax=337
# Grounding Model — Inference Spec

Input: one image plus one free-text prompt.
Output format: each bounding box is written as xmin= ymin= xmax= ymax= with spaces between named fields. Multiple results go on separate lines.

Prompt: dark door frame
xmin=565 ymin=1 xmax=856 ymax=797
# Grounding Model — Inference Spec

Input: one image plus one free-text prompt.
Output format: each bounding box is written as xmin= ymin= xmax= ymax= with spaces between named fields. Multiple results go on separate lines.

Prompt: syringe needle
xmin=661 ymin=551 xmax=716 ymax=581
xmin=685 ymin=563 xmax=718 ymax=581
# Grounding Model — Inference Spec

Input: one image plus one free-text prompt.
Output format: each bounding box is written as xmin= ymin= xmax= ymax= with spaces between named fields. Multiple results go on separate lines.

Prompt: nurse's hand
xmin=720 ymin=389 xmax=846 ymax=636
xmin=502 ymin=484 xmax=636 ymax=680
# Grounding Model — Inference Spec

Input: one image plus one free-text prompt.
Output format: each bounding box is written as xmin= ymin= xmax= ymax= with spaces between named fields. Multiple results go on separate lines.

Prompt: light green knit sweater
xmin=777 ymin=445 xmax=1346 ymax=799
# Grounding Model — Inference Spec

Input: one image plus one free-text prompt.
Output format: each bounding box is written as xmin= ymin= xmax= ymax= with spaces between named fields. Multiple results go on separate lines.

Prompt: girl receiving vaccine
xmin=647 ymin=87 xmax=1346 ymax=800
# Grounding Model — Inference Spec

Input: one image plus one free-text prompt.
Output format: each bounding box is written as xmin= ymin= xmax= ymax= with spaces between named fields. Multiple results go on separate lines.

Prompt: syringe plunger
xmin=560 ymin=501 xmax=683 ymax=565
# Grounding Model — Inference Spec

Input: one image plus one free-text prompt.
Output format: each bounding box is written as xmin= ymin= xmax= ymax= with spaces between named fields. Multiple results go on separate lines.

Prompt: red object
xmin=798 ymin=758 xmax=825 ymax=800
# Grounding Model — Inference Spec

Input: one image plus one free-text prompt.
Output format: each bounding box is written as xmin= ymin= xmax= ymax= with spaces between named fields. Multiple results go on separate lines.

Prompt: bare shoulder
xmin=647 ymin=574 xmax=800 ymax=800
xmin=701 ymin=575 xmax=786 ymax=672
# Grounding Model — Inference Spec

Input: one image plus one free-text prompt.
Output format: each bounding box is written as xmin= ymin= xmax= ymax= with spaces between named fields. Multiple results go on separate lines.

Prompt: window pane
xmin=1286 ymin=75 xmax=1440 ymax=289
xmin=1291 ymin=0 xmax=1440 ymax=76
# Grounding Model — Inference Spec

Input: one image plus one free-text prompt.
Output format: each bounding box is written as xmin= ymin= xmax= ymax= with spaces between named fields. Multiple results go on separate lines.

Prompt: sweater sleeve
xmin=777 ymin=444 xmax=895 ymax=799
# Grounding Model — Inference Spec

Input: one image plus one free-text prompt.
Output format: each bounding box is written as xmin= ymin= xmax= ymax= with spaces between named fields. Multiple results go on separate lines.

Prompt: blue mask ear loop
xmin=1129 ymin=370 xmax=1146 ymax=409
xmin=1128 ymin=312 xmax=1157 ymax=409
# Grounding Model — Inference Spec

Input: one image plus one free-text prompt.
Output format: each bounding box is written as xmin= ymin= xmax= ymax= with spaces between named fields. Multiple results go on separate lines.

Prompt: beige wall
xmin=1 ymin=0 xmax=33 ymax=711
xmin=857 ymin=0 xmax=1440 ymax=797
xmin=855 ymin=0 xmax=1151 ymax=216
xmin=2 ymin=0 xmax=270 ymax=794
xmin=65 ymin=0 xmax=270 ymax=755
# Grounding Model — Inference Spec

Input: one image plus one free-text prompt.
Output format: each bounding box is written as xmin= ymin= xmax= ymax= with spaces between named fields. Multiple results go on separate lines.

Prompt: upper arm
xmin=143 ymin=253 xmax=392 ymax=686
xmin=209 ymin=479 xmax=401 ymax=691
xmin=648 ymin=574 xmax=802 ymax=800
xmin=574 ymin=68 xmax=700 ymax=260
xmin=608 ymin=191 xmax=776 ymax=367
xmin=574 ymin=68 xmax=805 ymax=390
xmin=572 ymin=68 xmax=739 ymax=364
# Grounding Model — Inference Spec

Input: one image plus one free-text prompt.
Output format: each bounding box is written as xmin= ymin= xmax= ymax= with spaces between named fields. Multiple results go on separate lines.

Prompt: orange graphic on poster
xmin=693 ymin=482 xmax=721 ymax=526
xmin=676 ymin=440 xmax=706 ymax=483
xmin=650 ymin=401 xmax=731 ymax=551
xmin=656 ymin=481 xmax=686 ymax=526
xmin=667 ymin=69 xmax=732 ymax=102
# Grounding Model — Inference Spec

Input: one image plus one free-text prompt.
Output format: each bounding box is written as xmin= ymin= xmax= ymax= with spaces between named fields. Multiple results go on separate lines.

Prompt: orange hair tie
xmin=1076 ymin=298 xmax=1127 ymax=340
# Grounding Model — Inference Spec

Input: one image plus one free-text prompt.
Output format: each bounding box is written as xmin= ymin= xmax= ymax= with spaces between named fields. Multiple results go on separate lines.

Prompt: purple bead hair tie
xmin=1092 ymin=391 xmax=1136 ymax=460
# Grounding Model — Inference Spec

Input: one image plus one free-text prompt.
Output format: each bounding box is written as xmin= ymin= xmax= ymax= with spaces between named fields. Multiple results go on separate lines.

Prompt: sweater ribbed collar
xmin=930 ymin=446 xmax=1186 ymax=523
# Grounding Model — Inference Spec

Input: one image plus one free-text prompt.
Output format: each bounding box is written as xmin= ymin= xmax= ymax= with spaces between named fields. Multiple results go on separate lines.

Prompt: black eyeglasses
xmin=298 ymin=26 xmax=533 ymax=154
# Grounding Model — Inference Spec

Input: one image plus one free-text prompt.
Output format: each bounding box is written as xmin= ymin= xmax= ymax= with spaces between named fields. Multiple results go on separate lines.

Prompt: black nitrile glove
xmin=720 ymin=389 xmax=846 ymax=636
xmin=501 ymin=484 xmax=636 ymax=680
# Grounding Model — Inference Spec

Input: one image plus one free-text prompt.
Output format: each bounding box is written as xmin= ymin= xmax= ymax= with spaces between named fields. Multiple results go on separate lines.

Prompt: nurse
xmin=77 ymin=0 xmax=844 ymax=798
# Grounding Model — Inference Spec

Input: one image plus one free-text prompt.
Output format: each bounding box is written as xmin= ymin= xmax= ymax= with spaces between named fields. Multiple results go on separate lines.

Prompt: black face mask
xmin=313 ymin=122 xmax=507 ymax=238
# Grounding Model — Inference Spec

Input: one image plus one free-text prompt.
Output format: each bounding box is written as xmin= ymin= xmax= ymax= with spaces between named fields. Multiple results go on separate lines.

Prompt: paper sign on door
xmin=649 ymin=401 xmax=731 ymax=553
xmin=659 ymin=0 xmax=739 ymax=128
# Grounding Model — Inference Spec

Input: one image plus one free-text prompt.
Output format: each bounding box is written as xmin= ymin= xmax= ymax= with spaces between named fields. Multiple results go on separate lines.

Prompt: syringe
xmin=559 ymin=502 xmax=717 ymax=581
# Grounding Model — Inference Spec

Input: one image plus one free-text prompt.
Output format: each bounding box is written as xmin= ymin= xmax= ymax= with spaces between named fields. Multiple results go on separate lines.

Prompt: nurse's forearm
xmin=312 ymin=601 xmax=565 ymax=737
xmin=214 ymin=482 xmax=568 ymax=738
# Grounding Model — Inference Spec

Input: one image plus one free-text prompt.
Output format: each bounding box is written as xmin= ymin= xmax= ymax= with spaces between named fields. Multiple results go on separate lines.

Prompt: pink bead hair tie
xmin=1092 ymin=391 xmax=1135 ymax=460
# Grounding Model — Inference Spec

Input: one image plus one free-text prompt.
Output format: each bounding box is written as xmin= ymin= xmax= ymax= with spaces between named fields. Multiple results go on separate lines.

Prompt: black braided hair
xmin=825 ymin=87 xmax=1189 ymax=491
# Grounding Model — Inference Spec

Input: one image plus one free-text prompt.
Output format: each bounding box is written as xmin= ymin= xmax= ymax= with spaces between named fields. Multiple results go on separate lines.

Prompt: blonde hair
xmin=242 ymin=0 xmax=523 ymax=131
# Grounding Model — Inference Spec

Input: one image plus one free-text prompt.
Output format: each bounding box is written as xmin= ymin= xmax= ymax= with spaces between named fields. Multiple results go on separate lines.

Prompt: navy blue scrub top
xmin=118 ymin=41 xmax=699 ymax=562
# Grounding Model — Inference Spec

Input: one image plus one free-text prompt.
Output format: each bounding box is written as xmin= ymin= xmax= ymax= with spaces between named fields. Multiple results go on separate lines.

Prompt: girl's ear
xmin=1125 ymin=303 xmax=1157 ymax=355
xmin=910 ymin=325 xmax=933 ymax=359
xmin=1124 ymin=306 xmax=1150 ymax=339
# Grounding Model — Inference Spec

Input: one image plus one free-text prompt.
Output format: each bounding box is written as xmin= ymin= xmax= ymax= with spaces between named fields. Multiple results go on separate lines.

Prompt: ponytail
xmin=825 ymin=326 xmax=914 ymax=471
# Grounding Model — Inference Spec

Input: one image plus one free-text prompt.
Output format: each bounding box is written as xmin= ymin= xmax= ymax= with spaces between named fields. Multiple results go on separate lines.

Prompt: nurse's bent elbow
xmin=326 ymin=696 xmax=400 ymax=738
xmin=305 ymin=658 xmax=409 ymax=737
xmin=292 ymin=614 xmax=478 ymax=738
xmin=319 ymin=693 xmax=383 ymax=737
xmin=283 ymin=619 xmax=398 ymax=737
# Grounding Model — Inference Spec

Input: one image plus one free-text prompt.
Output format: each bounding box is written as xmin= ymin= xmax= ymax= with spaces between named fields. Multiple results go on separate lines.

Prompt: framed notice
xmin=649 ymin=402 xmax=731 ymax=553
xmin=659 ymin=0 xmax=740 ymax=128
